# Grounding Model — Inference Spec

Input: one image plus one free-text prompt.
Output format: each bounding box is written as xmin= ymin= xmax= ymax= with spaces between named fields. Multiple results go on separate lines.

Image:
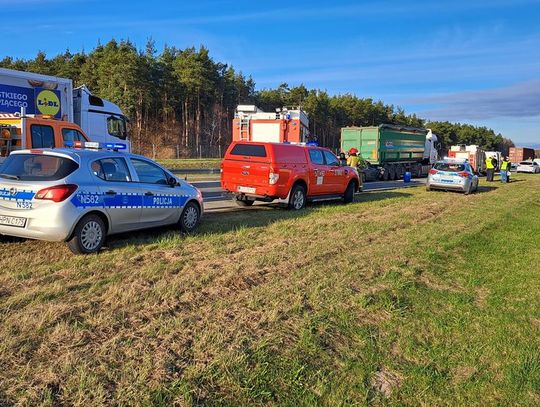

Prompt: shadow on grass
xmin=476 ymin=185 xmax=498 ymax=193
xmin=106 ymin=191 xmax=413 ymax=249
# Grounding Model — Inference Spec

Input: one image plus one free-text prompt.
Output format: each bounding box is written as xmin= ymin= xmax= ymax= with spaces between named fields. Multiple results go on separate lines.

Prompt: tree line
xmin=0 ymin=39 xmax=514 ymax=157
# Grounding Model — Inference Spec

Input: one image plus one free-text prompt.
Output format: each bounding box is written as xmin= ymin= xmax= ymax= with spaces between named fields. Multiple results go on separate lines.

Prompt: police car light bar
xmin=64 ymin=141 xmax=127 ymax=150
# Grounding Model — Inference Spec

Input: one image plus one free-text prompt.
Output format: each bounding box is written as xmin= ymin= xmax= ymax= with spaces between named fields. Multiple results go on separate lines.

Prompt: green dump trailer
xmin=341 ymin=124 xmax=438 ymax=180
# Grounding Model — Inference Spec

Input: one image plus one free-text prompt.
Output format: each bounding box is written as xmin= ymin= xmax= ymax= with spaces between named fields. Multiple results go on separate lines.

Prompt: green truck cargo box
xmin=341 ymin=124 xmax=429 ymax=165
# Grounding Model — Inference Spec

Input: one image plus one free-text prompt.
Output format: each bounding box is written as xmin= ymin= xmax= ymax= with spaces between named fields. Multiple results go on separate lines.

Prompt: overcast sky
xmin=3 ymin=0 xmax=540 ymax=147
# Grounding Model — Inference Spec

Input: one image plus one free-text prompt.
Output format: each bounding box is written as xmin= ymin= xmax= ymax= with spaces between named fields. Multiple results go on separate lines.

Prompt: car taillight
xmin=457 ymin=172 xmax=470 ymax=178
xmin=429 ymin=169 xmax=438 ymax=175
xmin=269 ymin=168 xmax=279 ymax=185
xmin=35 ymin=184 xmax=78 ymax=202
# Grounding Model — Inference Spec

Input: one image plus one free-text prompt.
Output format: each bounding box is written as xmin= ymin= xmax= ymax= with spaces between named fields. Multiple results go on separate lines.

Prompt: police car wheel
xmin=288 ymin=185 xmax=306 ymax=210
xmin=67 ymin=214 xmax=105 ymax=255
xmin=180 ymin=202 xmax=200 ymax=233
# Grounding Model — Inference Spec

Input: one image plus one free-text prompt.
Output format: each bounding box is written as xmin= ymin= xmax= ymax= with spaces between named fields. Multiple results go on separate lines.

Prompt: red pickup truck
xmin=221 ymin=141 xmax=361 ymax=209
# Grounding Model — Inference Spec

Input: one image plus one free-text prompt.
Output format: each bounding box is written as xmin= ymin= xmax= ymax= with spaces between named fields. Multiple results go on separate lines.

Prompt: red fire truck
xmin=448 ymin=145 xmax=486 ymax=174
xmin=232 ymin=105 xmax=310 ymax=143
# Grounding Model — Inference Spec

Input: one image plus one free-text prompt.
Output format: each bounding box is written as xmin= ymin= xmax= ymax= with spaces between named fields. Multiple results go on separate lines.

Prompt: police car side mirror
xmin=167 ymin=177 xmax=178 ymax=187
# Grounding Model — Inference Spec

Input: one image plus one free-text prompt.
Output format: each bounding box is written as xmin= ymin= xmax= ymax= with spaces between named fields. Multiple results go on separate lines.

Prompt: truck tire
xmin=343 ymin=181 xmax=355 ymax=203
xmin=383 ymin=167 xmax=390 ymax=181
xmin=67 ymin=214 xmax=106 ymax=255
xmin=234 ymin=196 xmax=254 ymax=207
xmin=288 ymin=184 xmax=306 ymax=210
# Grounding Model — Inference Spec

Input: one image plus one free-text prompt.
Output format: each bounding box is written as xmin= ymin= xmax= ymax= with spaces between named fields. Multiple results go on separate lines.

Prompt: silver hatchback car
xmin=0 ymin=143 xmax=203 ymax=254
xmin=426 ymin=159 xmax=479 ymax=194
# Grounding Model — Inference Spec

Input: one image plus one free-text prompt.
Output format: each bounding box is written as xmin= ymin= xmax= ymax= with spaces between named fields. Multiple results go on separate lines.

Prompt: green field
xmin=156 ymin=158 xmax=222 ymax=170
xmin=1 ymin=175 xmax=539 ymax=405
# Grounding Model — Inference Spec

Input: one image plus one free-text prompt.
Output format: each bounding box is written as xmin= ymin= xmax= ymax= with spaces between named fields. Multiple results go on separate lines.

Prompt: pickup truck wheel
xmin=67 ymin=214 xmax=106 ymax=255
xmin=234 ymin=196 xmax=254 ymax=207
xmin=288 ymin=185 xmax=306 ymax=210
xmin=343 ymin=182 xmax=355 ymax=203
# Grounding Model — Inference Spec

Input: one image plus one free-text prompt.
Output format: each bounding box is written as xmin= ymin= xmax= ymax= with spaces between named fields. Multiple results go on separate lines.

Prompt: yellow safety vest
xmin=485 ymin=158 xmax=494 ymax=169
xmin=347 ymin=155 xmax=360 ymax=167
xmin=501 ymin=160 xmax=509 ymax=171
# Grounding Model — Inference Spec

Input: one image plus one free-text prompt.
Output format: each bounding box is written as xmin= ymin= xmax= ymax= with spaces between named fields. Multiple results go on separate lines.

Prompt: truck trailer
xmin=232 ymin=105 xmax=309 ymax=143
xmin=340 ymin=124 xmax=439 ymax=180
xmin=509 ymin=147 xmax=536 ymax=163
xmin=0 ymin=68 xmax=129 ymax=156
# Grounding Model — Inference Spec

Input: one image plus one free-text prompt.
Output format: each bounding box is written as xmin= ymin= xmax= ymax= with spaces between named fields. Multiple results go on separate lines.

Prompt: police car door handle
xmin=144 ymin=191 xmax=154 ymax=196
xmin=105 ymin=190 xmax=117 ymax=195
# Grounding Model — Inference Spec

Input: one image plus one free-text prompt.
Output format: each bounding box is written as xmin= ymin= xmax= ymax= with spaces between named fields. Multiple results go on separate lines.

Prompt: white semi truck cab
xmin=424 ymin=129 xmax=439 ymax=165
xmin=0 ymin=68 xmax=129 ymax=151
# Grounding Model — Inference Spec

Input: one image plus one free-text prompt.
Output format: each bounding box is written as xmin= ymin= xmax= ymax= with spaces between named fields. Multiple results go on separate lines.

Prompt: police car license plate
xmin=237 ymin=186 xmax=256 ymax=194
xmin=0 ymin=215 xmax=26 ymax=228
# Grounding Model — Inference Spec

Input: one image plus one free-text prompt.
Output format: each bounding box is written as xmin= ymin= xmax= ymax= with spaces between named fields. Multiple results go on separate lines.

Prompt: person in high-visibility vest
xmin=500 ymin=156 xmax=511 ymax=183
xmin=485 ymin=155 xmax=496 ymax=182
xmin=347 ymin=148 xmax=360 ymax=168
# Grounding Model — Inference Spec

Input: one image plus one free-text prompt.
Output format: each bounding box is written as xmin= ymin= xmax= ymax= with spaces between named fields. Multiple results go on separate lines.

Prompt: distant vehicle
xmin=0 ymin=142 xmax=203 ymax=254
xmin=0 ymin=67 xmax=129 ymax=157
xmin=358 ymin=161 xmax=381 ymax=182
xmin=232 ymin=105 xmax=309 ymax=143
xmin=426 ymin=159 xmax=479 ymax=194
xmin=448 ymin=145 xmax=486 ymax=174
xmin=221 ymin=141 xmax=361 ymax=210
xmin=341 ymin=125 xmax=439 ymax=180
xmin=509 ymin=147 xmax=536 ymax=163
xmin=516 ymin=161 xmax=540 ymax=173
xmin=0 ymin=114 xmax=91 ymax=160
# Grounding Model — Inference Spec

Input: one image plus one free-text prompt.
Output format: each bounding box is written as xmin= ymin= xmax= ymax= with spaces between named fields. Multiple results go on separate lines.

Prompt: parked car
xmin=358 ymin=162 xmax=381 ymax=182
xmin=221 ymin=141 xmax=361 ymax=210
xmin=0 ymin=142 xmax=203 ymax=254
xmin=426 ymin=159 xmax=479 ymax=194
xmin=516 ymin=161 xmax=540 ymax=173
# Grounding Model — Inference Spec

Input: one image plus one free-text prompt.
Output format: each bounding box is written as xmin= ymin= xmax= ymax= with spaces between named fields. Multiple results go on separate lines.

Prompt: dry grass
xmin=0 ymin=174 xmax=539 ymax=405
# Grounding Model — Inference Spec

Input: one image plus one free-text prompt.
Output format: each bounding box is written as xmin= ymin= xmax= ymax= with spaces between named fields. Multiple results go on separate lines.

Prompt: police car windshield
xmin=434 ymin=162 xmax=466 ymax=172
xmin=0 ymin=154 xmax=79 ymax=181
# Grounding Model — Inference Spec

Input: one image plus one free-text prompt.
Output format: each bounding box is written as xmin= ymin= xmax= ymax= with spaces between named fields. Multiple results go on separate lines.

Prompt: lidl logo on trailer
xmin=36 ymin=89 xmax=60 ymax=116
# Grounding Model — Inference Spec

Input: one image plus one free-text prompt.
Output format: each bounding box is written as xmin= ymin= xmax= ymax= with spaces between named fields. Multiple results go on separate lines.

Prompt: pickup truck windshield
xmin=0 ymin=154 xmax=78 ymax=181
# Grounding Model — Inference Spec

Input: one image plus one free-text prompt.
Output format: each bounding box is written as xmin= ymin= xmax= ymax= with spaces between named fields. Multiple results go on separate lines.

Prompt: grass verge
xmin=0 ymin=174 xmax=539 ymax=405
xmin=156 ymin=159 xmax=222 ymax=170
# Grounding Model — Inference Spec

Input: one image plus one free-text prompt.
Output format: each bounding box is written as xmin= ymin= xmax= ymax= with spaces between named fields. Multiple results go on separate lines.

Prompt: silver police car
xmin=426 ymin=158 xmax=479 ymax=194
xmin=0 ymin=143 xmax=203 ymax=254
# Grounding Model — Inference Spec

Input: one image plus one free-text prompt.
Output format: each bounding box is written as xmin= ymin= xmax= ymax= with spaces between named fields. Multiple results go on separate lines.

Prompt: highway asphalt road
xmin=192 ymin=178 xmax=427 ymax=212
